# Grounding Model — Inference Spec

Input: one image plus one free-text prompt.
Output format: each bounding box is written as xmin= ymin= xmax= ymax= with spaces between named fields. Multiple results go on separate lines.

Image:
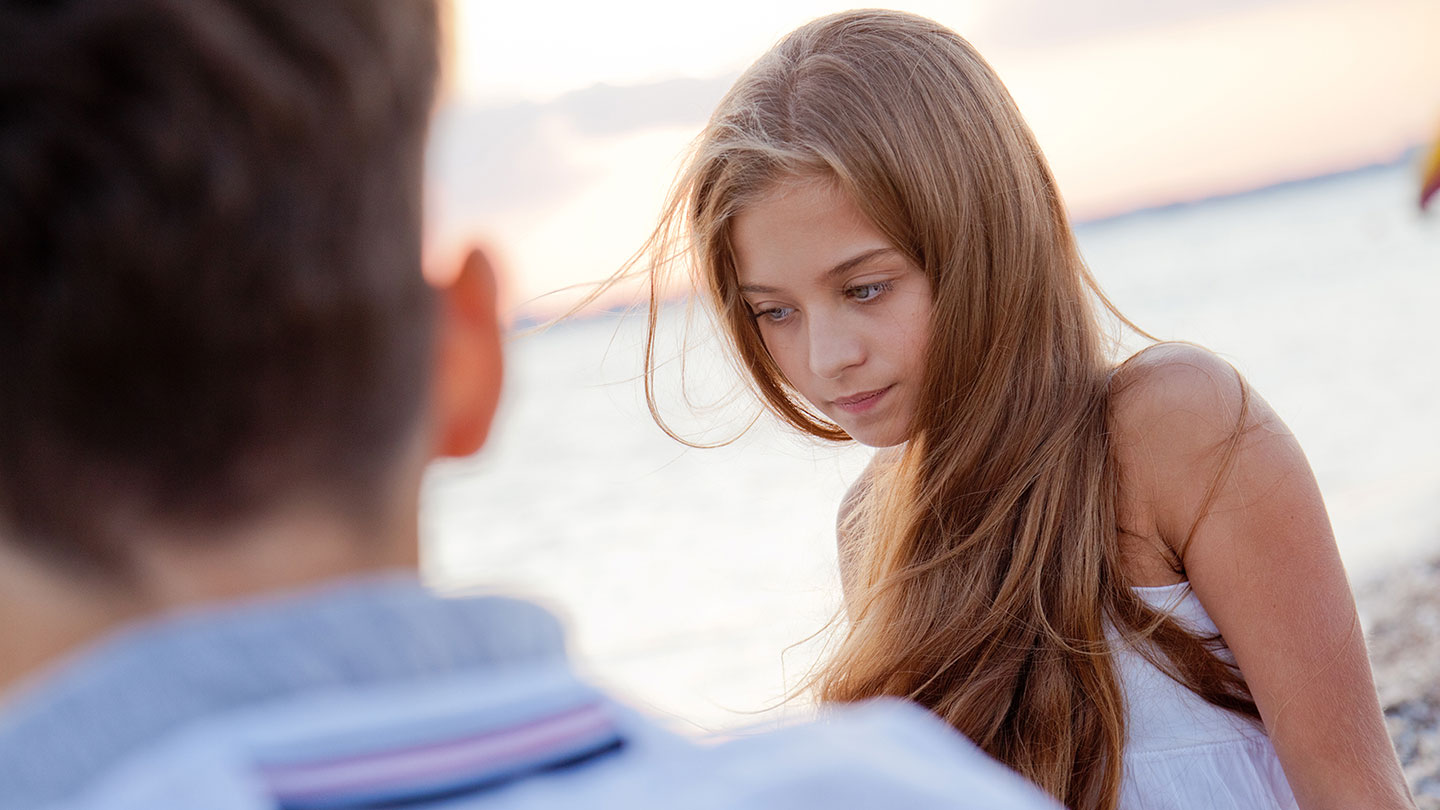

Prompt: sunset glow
xmin=431 ymin=0 xmax=1440 ymax=313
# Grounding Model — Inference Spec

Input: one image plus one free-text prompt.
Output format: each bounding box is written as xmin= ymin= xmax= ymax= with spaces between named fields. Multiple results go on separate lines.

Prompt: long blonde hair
xmin=611 ymin=10 xmax=1258 ymax=809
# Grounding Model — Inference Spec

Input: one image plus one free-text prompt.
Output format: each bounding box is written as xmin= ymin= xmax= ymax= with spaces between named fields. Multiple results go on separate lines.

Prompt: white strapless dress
xmin=1116 ymin=583 xmax=1298 ymax=810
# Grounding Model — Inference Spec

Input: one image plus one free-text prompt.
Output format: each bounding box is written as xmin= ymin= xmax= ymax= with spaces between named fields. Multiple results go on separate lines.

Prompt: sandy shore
xmin=1360 ymin=553 xmax=1440 ymax=808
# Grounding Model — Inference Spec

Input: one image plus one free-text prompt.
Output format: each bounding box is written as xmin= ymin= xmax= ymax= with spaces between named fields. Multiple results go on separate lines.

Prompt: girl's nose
xmin=807 ymin=315 xmax=865 ymax=380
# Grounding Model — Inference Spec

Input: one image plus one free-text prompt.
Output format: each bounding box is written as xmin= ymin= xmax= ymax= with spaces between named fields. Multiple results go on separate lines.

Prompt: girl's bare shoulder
xmin=1108 ymin=342 xmax=1286 ymax=548
xmin=1109 ymin=343 xmax=1270 ymax=455
xmin=1110 ymin=342 xmax=1251 ymax=427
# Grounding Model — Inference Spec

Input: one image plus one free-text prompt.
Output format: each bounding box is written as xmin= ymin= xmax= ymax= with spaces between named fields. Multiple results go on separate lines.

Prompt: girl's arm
xmin=1114 ymin=344 xmax=1413 ymax=810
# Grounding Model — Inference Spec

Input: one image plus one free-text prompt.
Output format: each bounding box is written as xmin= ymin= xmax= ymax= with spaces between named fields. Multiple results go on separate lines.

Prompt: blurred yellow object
xmin=1423 ymin=127 xmax=1440 ymax=211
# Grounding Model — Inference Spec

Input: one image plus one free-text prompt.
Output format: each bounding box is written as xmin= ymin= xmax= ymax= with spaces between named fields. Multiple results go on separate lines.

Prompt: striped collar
xmin=253 ymin=674 xmax=625 ymax=810
xmin=0 ymin=575 xmax=624 ymax=809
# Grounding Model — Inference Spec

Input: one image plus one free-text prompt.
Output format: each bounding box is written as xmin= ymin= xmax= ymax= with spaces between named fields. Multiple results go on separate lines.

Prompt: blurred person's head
xmin=0 ymin=0 xmax=499 ymax=604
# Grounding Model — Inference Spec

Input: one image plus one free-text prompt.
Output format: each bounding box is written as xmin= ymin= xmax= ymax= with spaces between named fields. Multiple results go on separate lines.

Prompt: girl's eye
xmin=847 ymin=281 xmax=891 ymax=302
xmin=754 ymin=306 xmax=795 ymax=323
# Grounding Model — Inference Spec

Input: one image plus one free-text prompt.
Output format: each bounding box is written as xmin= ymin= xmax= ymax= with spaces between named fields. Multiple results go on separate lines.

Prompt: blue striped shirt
xmin=0 ymin=575 xmax=1058 ymax=809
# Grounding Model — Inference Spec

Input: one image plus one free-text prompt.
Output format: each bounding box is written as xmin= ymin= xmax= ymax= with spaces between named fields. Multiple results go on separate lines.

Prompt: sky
xmin=427 ymin=0 xmax=1440 ymax=313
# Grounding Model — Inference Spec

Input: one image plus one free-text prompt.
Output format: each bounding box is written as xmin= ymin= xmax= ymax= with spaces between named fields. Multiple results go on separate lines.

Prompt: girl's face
xmin=732 ymin=177 xmax=932 ymax=447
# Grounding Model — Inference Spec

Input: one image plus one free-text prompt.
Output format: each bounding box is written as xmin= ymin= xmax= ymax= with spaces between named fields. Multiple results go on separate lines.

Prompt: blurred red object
xmin=1422 ymin=127 xmax=1440 ymax=211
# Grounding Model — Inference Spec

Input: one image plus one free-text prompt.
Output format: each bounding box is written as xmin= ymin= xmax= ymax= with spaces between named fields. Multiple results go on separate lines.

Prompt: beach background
xmin=420 ymin=0 xmax=1440 ymax=737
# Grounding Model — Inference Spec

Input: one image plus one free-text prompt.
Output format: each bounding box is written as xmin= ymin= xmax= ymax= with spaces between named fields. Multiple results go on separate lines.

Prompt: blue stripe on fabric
xmin=273 ymin=735 xmax=626 ymax=810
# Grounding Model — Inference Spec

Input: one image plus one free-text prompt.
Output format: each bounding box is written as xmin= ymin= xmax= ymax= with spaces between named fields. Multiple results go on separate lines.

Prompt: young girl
xmin=614 ymin=10 xmax=1414 ymax=810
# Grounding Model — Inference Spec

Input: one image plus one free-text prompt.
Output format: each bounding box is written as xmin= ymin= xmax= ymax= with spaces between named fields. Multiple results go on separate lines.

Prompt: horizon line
xmin=509 ymin=144 xmax=1431 ymax=330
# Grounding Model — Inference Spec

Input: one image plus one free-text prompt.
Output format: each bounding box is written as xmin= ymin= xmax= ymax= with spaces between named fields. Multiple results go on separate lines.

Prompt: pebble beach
xmin=1362 ymin=554 xmax=1440 ymax=807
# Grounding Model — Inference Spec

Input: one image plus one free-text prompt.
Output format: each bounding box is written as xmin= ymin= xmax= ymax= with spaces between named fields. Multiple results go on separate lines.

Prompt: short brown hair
xmin=0 ymin=0 xmax=440 ymax=570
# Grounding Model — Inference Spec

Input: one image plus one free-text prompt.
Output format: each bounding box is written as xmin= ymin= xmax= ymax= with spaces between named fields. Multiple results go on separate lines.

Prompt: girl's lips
xmin=834 ymin=386 xmax=892 ymax=413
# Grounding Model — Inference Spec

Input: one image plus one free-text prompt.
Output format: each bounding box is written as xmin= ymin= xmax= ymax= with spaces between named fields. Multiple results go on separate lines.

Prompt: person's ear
xmin=431 ymin=247 xmax=504 ymax=458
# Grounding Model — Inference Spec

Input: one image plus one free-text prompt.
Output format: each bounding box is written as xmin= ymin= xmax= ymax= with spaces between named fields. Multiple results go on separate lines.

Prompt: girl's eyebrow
xmin=739 ymin=247 xmax=899 ymax=295
xmin=825 ymin=247 xmax=899 ymax=280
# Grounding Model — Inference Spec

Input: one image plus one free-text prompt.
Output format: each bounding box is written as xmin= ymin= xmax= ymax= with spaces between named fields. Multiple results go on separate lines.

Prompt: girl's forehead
xmin=732 ymin=178 xmax=891 ymax=283
xmin=742 ymin=173 xmax=846 ymax=218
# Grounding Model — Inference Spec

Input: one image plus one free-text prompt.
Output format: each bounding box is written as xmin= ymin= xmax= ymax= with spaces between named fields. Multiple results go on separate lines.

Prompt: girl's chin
xmin=828 ymin=401 xmax=914 ymax=448
xmin=843 ymin=423 xmax=911 ymax=449
xmin=854 ymin=436 xmax=908 ymax=449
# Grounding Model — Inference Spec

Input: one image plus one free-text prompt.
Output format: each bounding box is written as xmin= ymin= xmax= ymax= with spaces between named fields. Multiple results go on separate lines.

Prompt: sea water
xmin=423 ymin=160 xmax=1440 ymax=733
